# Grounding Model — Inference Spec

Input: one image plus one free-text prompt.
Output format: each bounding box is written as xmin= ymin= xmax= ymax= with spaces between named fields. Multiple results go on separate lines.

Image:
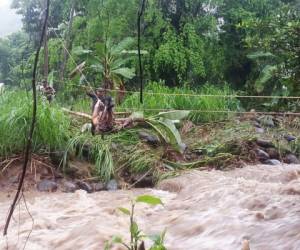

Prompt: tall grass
xmin=63 ymin=129 xmax=140 ymax=182
xmin=0 ymin=91 xmax=71 ymax=158
xmin=119 ymin=82 xmax=240 ymax=123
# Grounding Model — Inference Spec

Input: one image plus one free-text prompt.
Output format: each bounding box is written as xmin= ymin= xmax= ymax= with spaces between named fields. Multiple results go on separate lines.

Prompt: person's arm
xmin=86 ymin=91 xmax=94 ymax=98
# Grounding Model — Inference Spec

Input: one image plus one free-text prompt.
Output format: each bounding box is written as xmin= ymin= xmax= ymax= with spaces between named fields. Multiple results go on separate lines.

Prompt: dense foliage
xmin=0 ymin=0 xmax=299 ymax=107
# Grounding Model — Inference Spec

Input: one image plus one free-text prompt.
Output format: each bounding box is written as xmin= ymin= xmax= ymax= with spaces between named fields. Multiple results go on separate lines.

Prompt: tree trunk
xmin=60 ymin=0 xmax=76 ymax=83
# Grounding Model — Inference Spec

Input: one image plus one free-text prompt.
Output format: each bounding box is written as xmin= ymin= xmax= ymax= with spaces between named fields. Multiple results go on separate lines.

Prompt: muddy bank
xmin=0 ymin=164 xmax=300 ymax=250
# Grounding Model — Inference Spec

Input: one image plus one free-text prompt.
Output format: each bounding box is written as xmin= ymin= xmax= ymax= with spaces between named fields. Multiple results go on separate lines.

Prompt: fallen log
xmin=62 ymin=108 xmax=92 ymax=119
xmin=62 ymin=108 xmax=145 ymax=130
xmin=62 ymin=108 xmax=131 ymax=120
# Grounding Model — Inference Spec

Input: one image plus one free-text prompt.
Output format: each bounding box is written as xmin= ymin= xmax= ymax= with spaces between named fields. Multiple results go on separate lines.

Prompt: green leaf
xmin=73 ymin=46 xmax=92 ymax=55
xmin=130 ymin=221 xmax=139 ymax=236
xmin=112 ymin=67 xmax=135 ymax=79
xmin=255 ymin=65 xmax=278 ymax=93
xmin=111 ymin=37 xmax=135 ymax=56
xmin=118 ymin=207 xmax=131 ymax=216
xmin=156 ymin=110 xmax=190 ymax=120
xmin=136 ymin=195 xmax=163 ymax=206
xmin=111 ymin=58 xmax=131 ymax=70
xmin=129 ymin=111 xmax=144 ymax=119
xmin=112 ymin=236 xmax=123 ymax=244
xmin=90 ymin=63 xmax=104 ymax=73
xmin=145 ymin=118 xmax=183 ymax=152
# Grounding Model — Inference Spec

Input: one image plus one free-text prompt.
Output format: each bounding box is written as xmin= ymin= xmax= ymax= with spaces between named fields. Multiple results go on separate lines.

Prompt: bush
xmin=0 ymin=91 xmax=71 ymax=157
xmin=119 ymin=82 xmax=240 ymax=123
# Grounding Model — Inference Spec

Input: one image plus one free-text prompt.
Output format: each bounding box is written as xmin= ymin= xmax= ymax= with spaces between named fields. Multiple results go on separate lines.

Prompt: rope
xmin=115 ymin=107 xmax=300 ymax=116
xmin=48 ymin=18 xmax=300 ymax=102
xmin=64 ymin=83 xmax=300 ymax=100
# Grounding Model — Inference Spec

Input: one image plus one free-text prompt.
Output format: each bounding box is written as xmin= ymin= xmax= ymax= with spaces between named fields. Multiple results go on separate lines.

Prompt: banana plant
xmin=128 ymin=110 xmax=190 ymax=153
xmin=91 ymin=37 xmax=136 ymax=90
xmin=73 ymin=37 xmax=147 ymax=91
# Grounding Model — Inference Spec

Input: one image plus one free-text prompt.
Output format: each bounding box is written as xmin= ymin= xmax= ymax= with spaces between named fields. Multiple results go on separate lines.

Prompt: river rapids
xmin=0 ymin=164 xmax=300 ymax=250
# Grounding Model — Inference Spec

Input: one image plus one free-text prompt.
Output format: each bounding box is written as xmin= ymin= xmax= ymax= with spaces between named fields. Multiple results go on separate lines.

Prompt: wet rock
xmin=106 ymin=179 xmax=119 ymax=191
xmin=138 ymin=131 xmax=160 ymax=146
xmin=256 ymin=149 xmax=270 ymax=160
xmin=265 ymin=159 xmax=281 ymax=166
xmin=284 ymin=154 xmax=300 ymax=164
xmin=266 ymin=148 xmax=280 ymax=159
xmin=37 ymin=180 xmax=58 ymax=192
xmin=284 ymin=135 xmax=297 ymax=142
xmin=92 ymin=182 xmax=106 ymax=192
xmin=62 ymin=181 xmax=77 ymax=193
xmin=256 ymin=139 xmax=274 ymax=148
xmin=77 ymin=181 xmax=93 ymax=193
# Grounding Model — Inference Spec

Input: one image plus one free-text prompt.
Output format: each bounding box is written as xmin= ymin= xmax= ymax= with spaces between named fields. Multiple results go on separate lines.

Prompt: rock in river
xmin=92 ymin=182 xmax=106 ymax=192
xmin=106 ymin=179 xmax=119 ymax=191
xmin=256 ymin=149 xmax=270 ymax=161
xmin=37 ymin=180 xmax=58 ymax=192
xmin=265 ymin=159 xmax=281 ymax=166
xmin=76 ymin=181 xmax=93 ymax=193
xmin=285 ymin=154 xmax=300 ymax=164
xmin=62 ymin=181 xmax=78 ymax=193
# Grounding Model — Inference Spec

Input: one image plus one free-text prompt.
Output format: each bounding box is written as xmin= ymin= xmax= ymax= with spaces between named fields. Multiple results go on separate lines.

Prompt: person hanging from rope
xmin=87 ymin=87 xmax=115 ymax=135
xmin=38 ymin=79 xmax=56 ymax=103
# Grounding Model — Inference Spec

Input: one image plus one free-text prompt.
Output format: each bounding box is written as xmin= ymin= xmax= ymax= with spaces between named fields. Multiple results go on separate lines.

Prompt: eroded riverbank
xmin=1 ymin=164 xmax=300 ymax=250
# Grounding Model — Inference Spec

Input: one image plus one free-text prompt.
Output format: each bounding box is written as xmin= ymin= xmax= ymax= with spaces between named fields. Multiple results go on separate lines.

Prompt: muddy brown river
xmin=1 ymin=164 xmax=300 ymax=250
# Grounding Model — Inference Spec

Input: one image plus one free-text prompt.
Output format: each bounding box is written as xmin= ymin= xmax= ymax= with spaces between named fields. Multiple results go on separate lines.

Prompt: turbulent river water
xmin=0 ymin=164 xmax=300 ymax=250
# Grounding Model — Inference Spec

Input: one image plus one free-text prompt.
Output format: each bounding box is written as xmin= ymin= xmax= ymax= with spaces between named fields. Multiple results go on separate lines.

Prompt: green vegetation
xmin=105 ymin=195 xmax=166 ymax=250
xmin=0 ymin=91 xmax=70 ymax=158
xmin=120 ymin=82 xmax=240 ymax=123
xmin=0 ymin=0 xmax=299 ymax=183
xmin=1 ymin=0 xmax=299 ymax=104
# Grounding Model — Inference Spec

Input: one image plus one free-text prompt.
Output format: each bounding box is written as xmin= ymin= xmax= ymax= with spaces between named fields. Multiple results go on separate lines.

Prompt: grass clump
xmin=64 ymin=129 xmax=141 ymax=182
xmin=119 ymin=82 xmax=240 ymax=123
xmin=0 ymin=91 xmax=71 ymax=158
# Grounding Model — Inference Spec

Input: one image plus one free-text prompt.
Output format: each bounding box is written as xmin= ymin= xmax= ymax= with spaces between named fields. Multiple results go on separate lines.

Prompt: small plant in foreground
xmin=104 ymin=195 xmax=167 ymax=250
